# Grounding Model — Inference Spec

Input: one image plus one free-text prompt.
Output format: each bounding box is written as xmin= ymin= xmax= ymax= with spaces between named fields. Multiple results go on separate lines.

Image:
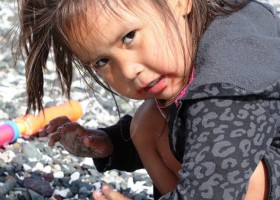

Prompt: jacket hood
xmin=186 ymin=1 xmax=280 ymax=97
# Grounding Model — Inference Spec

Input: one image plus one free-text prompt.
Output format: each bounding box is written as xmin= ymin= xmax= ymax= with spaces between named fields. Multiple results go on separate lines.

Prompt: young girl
xmin=17 ymin=0 xmax=280 ymax=199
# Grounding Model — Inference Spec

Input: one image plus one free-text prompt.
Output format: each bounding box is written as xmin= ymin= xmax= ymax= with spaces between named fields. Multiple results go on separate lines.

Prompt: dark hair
xmin=17 ymin=0 xmax=250 ymax=113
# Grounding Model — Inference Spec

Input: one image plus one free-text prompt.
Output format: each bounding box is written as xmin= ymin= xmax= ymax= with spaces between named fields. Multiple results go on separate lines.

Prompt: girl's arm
xmin=93 ymin=115 xmax=144 ymax=172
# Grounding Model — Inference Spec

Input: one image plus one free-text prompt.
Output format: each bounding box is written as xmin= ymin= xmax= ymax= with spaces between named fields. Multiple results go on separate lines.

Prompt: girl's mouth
xmin=144 ymin=76 xmax=167 ymax=95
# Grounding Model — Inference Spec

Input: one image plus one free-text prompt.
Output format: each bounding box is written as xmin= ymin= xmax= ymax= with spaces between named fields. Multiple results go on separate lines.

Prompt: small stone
xmin=0 ymin=176 xmax=16 ymax=196
xmin=61 ymin=150 xmax=70 ymax=155
xmin=22 ymin=164 xmax=32 ymax=171
xmin=0 ymin=168 xmax=4 ymax=176
xmin=0 ymin=151 xmax=16 ymax=163
xmin=42 ymin=165 xmax=52 ymax=174
xmin=92 ymin=182 xmax=102 ymax=190
xmin=54 ymin=177 xmax=71 ymax=188
xmin=32 ymin=162 xmax=44 ymax=172
xmin=78 ymin=186 xmax=91 ymax=199
xmin=23 ymin=177 xmax=54 ymax=197
xmin=5 ymin=164 xmax=16 ymax=176
xmin=80 ymin=157 xmax=94 ymax=168
xmin=11 ymin=154 xmax=28 ymax=166
xmin=69 ymin=171 xmax=80 ymax=184
xmin=52 ymin=164 xmax=61 ymax=172
xmin=132 ymin=192 xmax=151 ymax=200
xmin=41 ymin=155 xmax=52 ymax=163
xmin=61 ymin=164 xmax=77 ymax=175
xmin=22 ymin=143 xmax=43 ymax=160
xmin=43 ymin=173 xmax=54 ymax=182
xmin=53 ymin=188 xmax=71 ymax=198
xmin=27 ymin=189 xmax=45 ymax=200
xmin=53 ymin=171 xmax=64 ymax=179
xmin=11 ymin=143 xmax=22 ymax=152
xmin=0 ymin=195 xmax=8 ymax=200
xmin=69 ymin=180 xmax=93 ymax=195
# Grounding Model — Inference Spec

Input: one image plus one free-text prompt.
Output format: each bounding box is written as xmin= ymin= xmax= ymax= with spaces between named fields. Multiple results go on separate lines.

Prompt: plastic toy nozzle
xmin=0 ymin=100 xmax=83 ymax=146
xmin=0 ymin=121 xmax=21 ymax=146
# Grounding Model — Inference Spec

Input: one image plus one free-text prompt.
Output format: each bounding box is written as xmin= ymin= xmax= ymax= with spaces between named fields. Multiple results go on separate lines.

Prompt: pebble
xmin=53 ymin=171 xmax=64 ymax=179
xmin=0 ymin=176 xmax=16 ymax=196
xmin=53 ymin=188 xmax=71 ymax=198
xmin=23 ymin=177 xmax=54 ymax=197
xmin=22 ymin=164 xmax=32 ymax=172
xmin=22 ymin=143 xmax=43 ymax=160
xmin=69 ymin=171 xmax=80 ymax=184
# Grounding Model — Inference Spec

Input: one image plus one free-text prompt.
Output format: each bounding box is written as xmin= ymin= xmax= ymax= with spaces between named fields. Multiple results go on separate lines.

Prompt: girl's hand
xmin=93 ymin=185 xmax=130 ymax=200
xmin=39 ymin=116 xmax=113 ymax=158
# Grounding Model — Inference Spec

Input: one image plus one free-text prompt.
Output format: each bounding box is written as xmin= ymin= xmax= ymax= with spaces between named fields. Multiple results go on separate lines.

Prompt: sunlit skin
xmin=64 ymin=0 xmax=269 ymax=199
xmin=69 ymin=0 xmax=193 ymax=102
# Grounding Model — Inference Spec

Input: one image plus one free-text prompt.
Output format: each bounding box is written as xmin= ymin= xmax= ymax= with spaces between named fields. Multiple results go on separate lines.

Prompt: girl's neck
xmin=174 ymin=68 xmax=194 ymax=106
xmin=155 ymin=67 xmax=195 ymax=118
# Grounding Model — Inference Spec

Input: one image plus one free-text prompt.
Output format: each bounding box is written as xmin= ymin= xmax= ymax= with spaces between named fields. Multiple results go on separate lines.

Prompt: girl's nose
xmin=121 ymin=63 xmax=143 ymax=80
xmin=116 ymin=55 xmax=143 ymax=81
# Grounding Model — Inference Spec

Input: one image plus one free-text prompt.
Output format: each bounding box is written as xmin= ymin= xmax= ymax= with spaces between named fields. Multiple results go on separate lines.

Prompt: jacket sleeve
xmin=160 ymin=96 xmax=276 ymax=199
xmin=93 ymin=115 xmax=143 ymax=172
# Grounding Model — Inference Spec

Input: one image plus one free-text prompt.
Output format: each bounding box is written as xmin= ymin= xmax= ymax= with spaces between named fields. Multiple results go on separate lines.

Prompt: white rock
xmin=42 ymin=155 xmax=52 ymax=162
xmin=0 ymin=150 xmax=16 ymax=162
xmin=23 ymin=164 xmax=32 ymax=171
xmin=28 ymin=158 xmax=38 ymax=162
xmin=93 ymin=182 xmax=102 ymax=190
xmin=42 ymin=165 xmax=52 ymax=174
xmin=32 ymin=162 xmax=44 ymax=172
xmin=53 ymin=188 xmax=71 ymax=198
xmin=52 ymin=164 xmax=61 ymax=172
xmin=69 ymin=171 xmax=80 ymax=184
xmin=109 ymin=170 xmax=119 ymax=177
xmin=53 ymin=171 xmax=64 ymax=179
xmin=15 ymin=173 xmax=24 ymax=181
xmin=127 ymin=177 xmax=151 ymax=193
xmin=134 ymin=169 xmax=148 ymax=174
xmin=61 ymin=150 xmax=70 ymax=155
xmin=80 ymin=157 xmax=94 ymax=167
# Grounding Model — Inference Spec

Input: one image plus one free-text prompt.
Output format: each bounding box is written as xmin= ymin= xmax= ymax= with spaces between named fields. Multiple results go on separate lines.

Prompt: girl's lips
xmin=144 ymin=76 xmax=167 ymax=95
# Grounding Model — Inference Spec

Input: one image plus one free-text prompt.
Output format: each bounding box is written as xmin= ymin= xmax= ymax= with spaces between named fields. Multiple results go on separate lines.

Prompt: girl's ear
xmin=168 ymin=0 xmax=192 ymax=17
xmin=178 ymin=0 xmax=192 ymax=17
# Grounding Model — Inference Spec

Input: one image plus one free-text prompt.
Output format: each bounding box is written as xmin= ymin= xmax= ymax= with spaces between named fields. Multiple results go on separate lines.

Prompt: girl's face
xmin=70 ymin=0 xmax=192 ymax=100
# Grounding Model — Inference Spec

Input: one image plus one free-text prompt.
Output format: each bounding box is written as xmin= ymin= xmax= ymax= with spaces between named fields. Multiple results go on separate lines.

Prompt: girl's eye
xmin=122 ymin=31 xmax=136 ymax=45
xmin=95 ymin=58 xmax=109 ymax=68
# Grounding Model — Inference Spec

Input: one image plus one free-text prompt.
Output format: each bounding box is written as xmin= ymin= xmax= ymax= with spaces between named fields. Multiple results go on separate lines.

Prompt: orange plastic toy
xmin=15 ymin=99 xmax=83 ymax=136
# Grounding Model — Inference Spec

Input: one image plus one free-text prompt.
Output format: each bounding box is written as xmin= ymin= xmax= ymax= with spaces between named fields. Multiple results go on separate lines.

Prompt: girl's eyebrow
xmin=80 ymin=32 xmax=123 ymax=65
xmin=82 ymin=32 xmax=123 ymax=64
xmin=80 ymin=14 xmax=136 ymax=64
xmin=87 ymin=26 xmax=133 ymax=63
xmin=107 ymin=19 xmax=136 ymax=46
xmin=108 ymin=30 xmax=124 ymax=47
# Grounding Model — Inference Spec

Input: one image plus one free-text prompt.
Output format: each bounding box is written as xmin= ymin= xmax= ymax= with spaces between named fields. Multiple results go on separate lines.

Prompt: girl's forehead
xmin=87 ymin=0 xmax=154 ymax=21
xmin=66 ymin=0 xmax=176 ymax=62
xmin=81 ymin=2 xmax=140 ymax=38
xmin=67 ymin=1 xmax=152 ymax=60
xmin=70 ymin=1 xmax=158 ymax=43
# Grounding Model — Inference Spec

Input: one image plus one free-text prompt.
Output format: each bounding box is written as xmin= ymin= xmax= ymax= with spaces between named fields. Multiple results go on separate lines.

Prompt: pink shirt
xmin=174 ymin=70 xmax=194 ymax=106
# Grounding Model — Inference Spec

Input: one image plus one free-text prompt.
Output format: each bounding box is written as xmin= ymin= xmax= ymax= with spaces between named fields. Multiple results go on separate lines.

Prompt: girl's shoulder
xmin=252 ymin=0 xmax=280 ymax=17
xmin=189 ymin=0 xmax=280 ymax=97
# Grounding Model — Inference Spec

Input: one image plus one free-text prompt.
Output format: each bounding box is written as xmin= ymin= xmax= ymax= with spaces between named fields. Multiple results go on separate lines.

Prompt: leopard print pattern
xmin=162 ymin=81 xmax=280 ymax=200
